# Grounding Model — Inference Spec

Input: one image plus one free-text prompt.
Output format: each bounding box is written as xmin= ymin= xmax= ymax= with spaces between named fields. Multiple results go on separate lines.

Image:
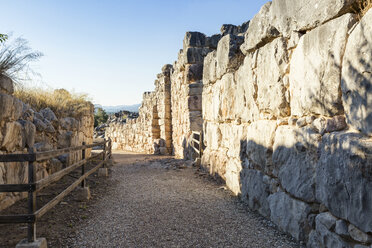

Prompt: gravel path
xmin=65 ymin=150 xmax=301 ymax=248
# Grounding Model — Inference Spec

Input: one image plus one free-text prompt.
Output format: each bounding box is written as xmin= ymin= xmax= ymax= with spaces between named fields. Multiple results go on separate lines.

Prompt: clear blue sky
xmin=0 ymin=0 xmax=268 ymax=106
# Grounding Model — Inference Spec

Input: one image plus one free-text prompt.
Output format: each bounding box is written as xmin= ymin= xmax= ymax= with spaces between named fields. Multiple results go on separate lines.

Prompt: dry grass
xmin=14 ymin=87 xmax=92 ymax=118
xmin=353 ymin=0 xmax=372 ymax=18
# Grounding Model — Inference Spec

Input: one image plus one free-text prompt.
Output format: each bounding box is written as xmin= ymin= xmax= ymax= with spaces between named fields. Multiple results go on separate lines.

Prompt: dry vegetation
xmin=14 ymin=87 xmax=92 ymax=118
xmin=353 ymin=0 xmax=372 ymax=18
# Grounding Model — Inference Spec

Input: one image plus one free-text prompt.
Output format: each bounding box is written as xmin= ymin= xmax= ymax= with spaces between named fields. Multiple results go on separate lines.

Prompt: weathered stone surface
xmin=241 ymin=169 xmax=271 ymax=217
xmin=316 ymin=212 xmax=337 ymax=230
xmin=0 ymin=75 xmax=13 ymax=94
xmin=220 ymin=24 xmax=240 ymax=36
xmin=0 ymin=93 xmax=14 ymax=121
xmin=217 ymin=73 xmax=237 ymax=121
xmin=185 ymin=64 xmax=203 ymax=82
xmin=270 ymin=0 xmax=357 ymax=38
xmin=33 ymin=117 xmax=47 ymax=132
xmin=187 ymin=95 xmax=202 ymax=111
xmin=57 ymin=131 xmax=74 ymax=148
xmin=60 ymin=117 xmax=79 ymax=131
xmin=224 ymin=158 xmax=242 ymax=195
xmin=348 ymin=224 xmax=372 ymax=243
xmin=203 ymin=51 xmax=217 ymax=85
xmin=188 ymin=83 xmax=203 ymax=96
xmin=325 ymin=115 xmax=347 ymax=133
xmin=18 ymin=120 xmax=36 ymax=149
xmin=273 ymin=126 xmax=321 ymax=202
xmin=256 ymin=37 xmax=289 ymax=117
xmin=241 ymin=2 xmax=279 ymax=54
xmin=216 ymin=35 xmax=244 ymax=79
xmin=307 ymin=214 xmax=352 ymax=248
xmin=342 ymin=9 xmax=372 ymax=135
xmin=335 ymin=219 xmax=349 ymax=238
xmin=183 ymin=32 xmax=206 ymax=50
xmin=1 ymin=122 xmax=22 ymax=152
xmin=245 ymin=120 xmax=277 ymax=174
xmin=234 ymin=55 xmax=259 ymax=122
xmin=183 ymin=47 xmax=211 ymax=65
xmin=40 ymin=107 xmax=58 ymax=123
xmin=290 ymin=14 xmax=356 ymax=117
xmin=268 ymin=192 xmax=312 ymax=241
xmin=206 ymin=34 xmax=221 ymax=49
xmin=316 ymin=131 xmax=372 ymax=233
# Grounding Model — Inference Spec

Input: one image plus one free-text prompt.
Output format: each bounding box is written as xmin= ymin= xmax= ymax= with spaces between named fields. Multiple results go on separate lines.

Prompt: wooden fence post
xmin=103 ymin=139 xmax=107 ymax=163
xmin=81 ymin=142 xmax=86 ymax=188
xmin=27 ymin=147 xmax=37 ymax=243
xmin=108 ymin=138 xmax=112 ymax=159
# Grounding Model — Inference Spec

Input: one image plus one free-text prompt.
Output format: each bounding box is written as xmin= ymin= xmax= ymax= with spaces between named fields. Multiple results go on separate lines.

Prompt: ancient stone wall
xmin=105 ymin=65 xmax=173 ymax=154
xmin=201 ymin=1 xmax=372 ymax=247
xmin=0 ymin=76 xmax=94 ymax=210
xmin=170 ymin=32 xmax=221 ymax=159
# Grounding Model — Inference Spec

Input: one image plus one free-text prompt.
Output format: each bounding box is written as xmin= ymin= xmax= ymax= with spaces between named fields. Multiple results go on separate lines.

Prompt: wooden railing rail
xmin=0 ymin=138 xmax=112 ymax=244
xmin=190 ymin=131 xmax=203 ymax=158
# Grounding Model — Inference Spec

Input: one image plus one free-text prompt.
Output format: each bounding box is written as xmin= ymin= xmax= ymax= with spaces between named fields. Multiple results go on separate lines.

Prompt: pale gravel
xmin=63 ymin=151 xmax=301 ymax=248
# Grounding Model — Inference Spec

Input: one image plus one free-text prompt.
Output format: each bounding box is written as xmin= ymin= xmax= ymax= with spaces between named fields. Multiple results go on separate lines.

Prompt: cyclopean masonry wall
xmin=201 ymin=1 xmax=372 ymax=247
xmin=170 ymin=32 xmax=222 ymax=159
xmin=104 ymin=1 xmax=372 ymax=246
xmin=0 ymin=76 xmax=94 ymax=211
xmin=105 ymin=65 xmax=173 ymax=155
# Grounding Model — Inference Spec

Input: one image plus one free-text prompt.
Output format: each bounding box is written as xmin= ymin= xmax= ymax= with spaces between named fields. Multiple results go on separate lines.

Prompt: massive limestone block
xmin=183 ymin=47 xmax=211 ymax=65
xmin=316 ymin=131 xmax=372 ymax=233
xmin=40 ymin=108 xmax=58 ymax=123
xmin=234 ymin=55 xmax=259 ymax=123
xmin=225 ymin=158 xmax=242 ymax=195
xmin=203 ymin=51 xmax=217 ymax=85
xmin=270 ymin=0 xmax=357 ymax=38
xmin=241 ymin=169 xmax=271 ymax=217
xmin=188 ymin=82 xmax=203 ymax=96
xmin=206 ymin=34 xmax=222 ymax=49
xmin=308 ymin=213 xmax=352 ymax=248
xmin=273 ymin=126 xmax=321 ymax=202
xmin=185 ymin=64 xmax=203 ymax=83
xmin=342 ymin=9 xmax=372 ymax=135
xmin=241 ymin=2 xmax=279 ymax=54
xmin=183 ymin=32 xmax=207 ymax=50
xmin=204 ymin=122 xmax=221 ymax=150
xmin=0 ymin=75 xmax=13 ymax=94
xmin=187 ymin=95 xmax=202 ymax=111
xmin=218 ymin=73 xmax=237 ymax=121
xmin=245 ymin=120 xmax=277 ymax=175
xmin=216 ymin=34 xmax=244 ymax=79
xmin=1 ymin=122 xmax=23 ymax=152
xmin=256 ymin=37 xmax=289 ymax=117
xmin=202 ymin=85 xmax=213 ymax=121
xmin=18 ymin=120 xmax=36 ymax=149
xmin=268 ymin=192 xmax=313 ymax=241
xmin=219 ymin=123 xmax=246 ymax=159
xmin=0 ymin=93 xmax=22 ymax=122
xmin=290 ymin=14 xmax=356 ymax=117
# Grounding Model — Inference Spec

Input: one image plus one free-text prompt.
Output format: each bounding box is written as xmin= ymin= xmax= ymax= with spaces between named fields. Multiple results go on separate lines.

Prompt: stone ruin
xmin=0 ymin=76 xmax=94 ymax=211
xmin=105 ymin=0 xmax=372 ymax=246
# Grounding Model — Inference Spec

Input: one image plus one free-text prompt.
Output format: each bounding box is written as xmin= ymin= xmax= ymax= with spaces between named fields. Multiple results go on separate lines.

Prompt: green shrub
xmin=94 ymin=107 xmax=108 ymax=127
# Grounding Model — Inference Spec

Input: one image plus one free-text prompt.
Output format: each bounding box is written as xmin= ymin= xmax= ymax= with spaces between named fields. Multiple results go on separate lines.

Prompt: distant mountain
xmin=94 ymin=104 xmax=141 ymax=113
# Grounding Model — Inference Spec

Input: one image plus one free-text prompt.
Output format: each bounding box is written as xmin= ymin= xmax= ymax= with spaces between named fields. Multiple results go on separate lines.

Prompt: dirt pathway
xmin=61 ymin=150 xmax=300 ymax=248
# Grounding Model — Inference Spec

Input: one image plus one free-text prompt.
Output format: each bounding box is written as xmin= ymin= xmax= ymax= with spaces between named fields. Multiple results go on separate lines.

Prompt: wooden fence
xmin=0 ymin=138 xmax=112 ymax=244
xmin=190 ymin=131 xmax=203 ymax=158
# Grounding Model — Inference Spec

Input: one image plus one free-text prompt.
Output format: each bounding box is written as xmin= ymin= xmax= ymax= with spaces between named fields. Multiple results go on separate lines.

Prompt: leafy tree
xmin=94 ymin=107 xmax=108 ymax=127
xmin=0 ymin=34 xmax=8 ymax=43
